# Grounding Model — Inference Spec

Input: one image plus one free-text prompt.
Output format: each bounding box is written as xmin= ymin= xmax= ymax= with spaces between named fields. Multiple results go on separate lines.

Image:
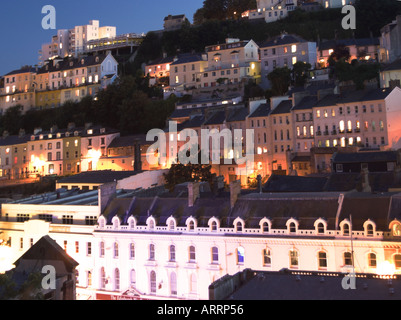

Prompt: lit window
xmin=291 ymin=45 xmax=297 ymax=53
xmin=368 ymin=253 xmax=377 ymax=268
xmin=290 ymin=250 xmax=299 ymax=268
xmin=237 ymin=246 xmax=245 ymax=264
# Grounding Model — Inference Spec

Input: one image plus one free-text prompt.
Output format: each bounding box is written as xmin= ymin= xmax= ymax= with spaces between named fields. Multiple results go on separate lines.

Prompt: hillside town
xmin=1 ymin=0 xmax=401 ymax=302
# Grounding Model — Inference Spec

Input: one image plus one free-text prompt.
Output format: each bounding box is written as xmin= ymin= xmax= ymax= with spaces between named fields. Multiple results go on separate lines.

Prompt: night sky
xmin=0 ymin=0 xmax=204 ymax=75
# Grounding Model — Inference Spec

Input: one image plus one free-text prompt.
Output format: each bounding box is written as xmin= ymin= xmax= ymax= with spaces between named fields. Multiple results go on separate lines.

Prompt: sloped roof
xmin=249 ymin=103 xmax=271 ymax=118
xmin=263 ymin=175 xmax=328 ymax=193
xmin=225 ymin=269 xmax=401 ymax=300
xmin=292 ymin=96 xmax=318 ymax=111
xmin=332 ymin=151 xmax=398 ymax=163
xmin=57 ymin=170 xmax=141 ymax=185
xmin=270 ymin=100 xmax=292 ymax=115
xmin=259 ymin=34 xmax=307 ymax=48
xmin=14 ymin=235 xmax=78 ymax=271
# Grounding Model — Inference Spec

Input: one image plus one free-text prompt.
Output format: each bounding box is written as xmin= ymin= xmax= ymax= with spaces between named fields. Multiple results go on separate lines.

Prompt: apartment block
xmin=244 ymin=0 xmax=298 ymax=23
xmin=260 ymin=33 xmax=317 ymax=89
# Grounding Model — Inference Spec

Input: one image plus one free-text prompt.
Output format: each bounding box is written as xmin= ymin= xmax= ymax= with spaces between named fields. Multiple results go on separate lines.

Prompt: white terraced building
xmin=1 ymin=181 xmax=401 ymax=300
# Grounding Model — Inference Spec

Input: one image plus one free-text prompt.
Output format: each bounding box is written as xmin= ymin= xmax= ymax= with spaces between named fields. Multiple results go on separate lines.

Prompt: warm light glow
xmin=0 ymin=242 xmax=13 ymax=274
xmin=377 ymin=261 xmax=396 ymax=276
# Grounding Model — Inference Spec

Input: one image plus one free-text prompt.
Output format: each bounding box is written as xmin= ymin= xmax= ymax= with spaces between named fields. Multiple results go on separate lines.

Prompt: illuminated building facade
xmin=2 ymin=182 xmax=401 ymax=300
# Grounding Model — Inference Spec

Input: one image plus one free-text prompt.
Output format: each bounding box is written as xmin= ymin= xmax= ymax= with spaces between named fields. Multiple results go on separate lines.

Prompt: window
xmin=114 ymin=268 xmax=120 ymax=291
xmin=188 ymin=220 xmax=195 ymax=231
xmin=318 ymin=251 xmax=327 ymax=269
xmin=170 ymin=272 xmax=177 ymax=296
xmin=237 ymin=246 xmax=245 ymax=265
xmin=236 ymin=221 xmax=243 ymax=232
xmin=169 ymin=245 xmax=176 ymax=262
xmin=130 ymin=269 xmax=136 ymax=288
xmin=190 ymin=274 xmax=197 ymax=294
xmin=343 ymin=223 xmax=350 ymax=236
xmin=211 ymin=221 xmax=218 ymax=232
xmin=130 ymin=243 xmax=135 ymax=259
xmin=211 ymin=247 xmax=219 ymax=264
xmin=262 ymin=222 xmax=269 ymax=233
xmin=290 ymin=250 xmax=299 ymax=268
xmin=100 ymin=242 xmax=105 ymax=258
xmin=344 ymin=252 xmax=353 ymax=266
xmin=87 ymin=242 xmax=92 ymax=256
xmin=100 ymin=267 xmax=106 ymax=289
xmin=62 ymin=215 xmax=73 ymax=224
xmin=113 ymin=242 xmax=119 ymax=258
xmin=150 ymin=271 xmax=157 ymax=294
xmin=184 ymin=246 xmax=195 ymax=263
xmin=149 ymin=244 xmax=155 ymax=260
xmin=289 ymin=222 xmax=297 ymax=233
xmin=263 ymin=249 xmax=271 ymax=266
xmin=368 ymin=253 xmax=377 ymax=268
xmin=317 ymin=223 xmax=325 ymax=234
xmin=366 ymin=223 xmax=374 ymax=237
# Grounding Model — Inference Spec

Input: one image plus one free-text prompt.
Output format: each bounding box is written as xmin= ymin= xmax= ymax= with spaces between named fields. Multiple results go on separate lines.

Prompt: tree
xmin=0 ymin=105 xmax=23 ymax=135
xmin=327 ymin=44 xmax=351 ymax=67
xmin=292 ymin=61 xmax=312 ymax=87
xmin=267 ymin=67 xmax=292 ymax=96
xmin=164 ymin=163 xmax=216 ymax=192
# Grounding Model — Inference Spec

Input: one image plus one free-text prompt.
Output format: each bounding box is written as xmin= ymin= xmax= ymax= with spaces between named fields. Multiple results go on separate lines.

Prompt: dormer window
xmin=87 ymin=129 xmax=93 ymax=135
xmin=100 ymin=128 xmax=106 ymax=134
xmin=39 ymin=135 xmax=43 ymax=140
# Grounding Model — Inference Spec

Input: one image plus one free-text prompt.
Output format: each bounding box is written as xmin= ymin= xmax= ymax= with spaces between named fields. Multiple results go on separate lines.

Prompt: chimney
xmin=134 ymin=142 xmax=142 ymax=171
xmin=361 ymin=168 xmax=372 ymax=193
xmin=2 ymin=131 xmax=9 ymax=139
xmin=213 ymin=176 xmax=225 ymax=195
xmin=98 ymin=181 xmax=117 ymax=215
xmin=230 ymin=180 xmax=241 ymax=209
xmin=257 ymin=175 xmax=263 ymax=193
xmin=34 ymin=128 xmax=42 ymax=135
xmin=188 ymin=182 xmax=200 ymax=207
xmin=67 ymin=122 xmax=76 ymax=130
xmin=85 ymin=122 xmax=93 ymax=130
xmin=18 ymin=129 xmax=25 ymax=138
xmin=50 ymin=125 xmax=58 ymax=133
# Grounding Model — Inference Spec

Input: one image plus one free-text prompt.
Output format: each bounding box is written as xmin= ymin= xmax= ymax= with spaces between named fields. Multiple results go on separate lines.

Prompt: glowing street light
xmin=377 ymin=261 xmax=396 ymax=277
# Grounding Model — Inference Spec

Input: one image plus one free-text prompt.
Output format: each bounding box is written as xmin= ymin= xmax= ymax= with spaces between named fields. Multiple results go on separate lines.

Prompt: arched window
xmin=237 ymin=246 xmax=245 ymax=265
xmin=394 ymin=254 xmax=401 ymax=269
xmin=343 ymin=223 xmax=350 ymax=236
xmin=115 ymin=268 xmax=120 ymax=291
xmin=211 ymin=247 xmax=219 ymax=264
xmin=211 ymin=221 xmax=218 ymax=232
xmin=262 ymin=222 xmax=269 ymax=233
xmin=317 ymin=223 xmax=325 ymax=234
xmin=150 ymin=271 xmax=157 ymax=294
xmin=149 ymin=244 xmax=155 ymax=260
xmin=368 ymin=253 xmax=377 ymax=268
xmin=236 ymin=221 xmax=243 ymax=232
xmin=366 ymin=223 xmax=374 ymax=237
xmin=129 ymin=243 xmax=135 ymax=260
xmin=289 ymin=222 xmax=297 ymax=234
xmin=188 ymin=220 xmax=195 ymax=231
xmin=169 ymin=245 xmax=176 ymax=262
xmin=170 ymin=272 xmax=177 ymax=296
xmin=130 ymin=269 xmax=136 ymax=288
xmin=190 ymin=274 xmax=197 ymax=294
xmin=87 ymin=271 xmax=92 ymax=287
xmin=263 ymin=249 xmax=271 ymax=266
xmin=189 ymin=246 xmax=196 ymax=262
xmin=169 ymin=219 xmax=175 ymax=231
xmin=148 ymin=218 xmax=155 ymax=230
xmin=318 ymin=251 xmax=327 ymax=269
xmin=100 ymin=267 xmax=106 ymax=289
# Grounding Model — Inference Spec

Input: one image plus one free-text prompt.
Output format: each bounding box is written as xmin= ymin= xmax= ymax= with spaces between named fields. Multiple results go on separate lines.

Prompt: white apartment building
xmin=39 ymin=20 xmax=117 ymax=65
xmin=2 ymin=183 xmax=401 ymax=300
xmin=244 ymin=0 xmax=298 ymax=23
xmin=260 ymin=33 xmax=317 ymax=89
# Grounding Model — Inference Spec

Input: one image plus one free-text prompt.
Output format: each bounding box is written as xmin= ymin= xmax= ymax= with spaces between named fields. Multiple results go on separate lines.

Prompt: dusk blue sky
xmin=0 ymin=0 xmax=204 ymax=75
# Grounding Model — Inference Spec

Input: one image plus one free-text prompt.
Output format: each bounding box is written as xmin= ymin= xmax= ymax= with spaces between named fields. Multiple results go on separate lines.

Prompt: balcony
xmin=331 ymin=130 xmax=337 ymax=135
xmin=316 ymin=131 xmax=322 ymax=136
xmin=354 ymin=128 xmax=361 ymax=133
xmin=323 ymin=131 xmax=330 ymax=136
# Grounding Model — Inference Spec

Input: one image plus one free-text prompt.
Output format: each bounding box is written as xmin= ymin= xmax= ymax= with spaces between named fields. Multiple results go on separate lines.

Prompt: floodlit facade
xmin=2 ymin=183 xmax=401 ymax=300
